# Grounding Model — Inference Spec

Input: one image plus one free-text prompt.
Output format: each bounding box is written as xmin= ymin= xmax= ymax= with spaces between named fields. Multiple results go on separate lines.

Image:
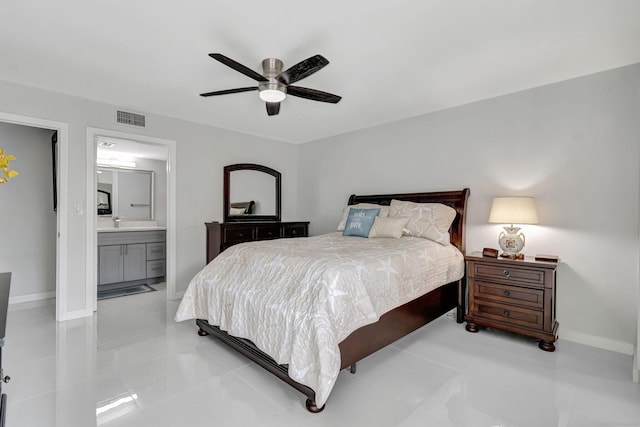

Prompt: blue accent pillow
xmin=342 ymin=208 xmax=381 ymax=237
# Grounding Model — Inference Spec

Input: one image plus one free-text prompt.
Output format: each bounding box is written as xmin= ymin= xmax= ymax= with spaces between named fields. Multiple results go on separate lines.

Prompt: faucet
xmin=113 ymin=216 xmax=121 ymax=228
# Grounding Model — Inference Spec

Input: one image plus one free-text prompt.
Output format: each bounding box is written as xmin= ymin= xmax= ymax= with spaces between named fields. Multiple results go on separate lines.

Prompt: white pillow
xmin=337 ymin=203 xmax=390 ymax=231
xmin=389 ymin=200 xmax=456 ymax=245
xmin=229 ymin=207 xmax=246 ymax=215
xmin=368 ymin=216 xmax=410 ymax=239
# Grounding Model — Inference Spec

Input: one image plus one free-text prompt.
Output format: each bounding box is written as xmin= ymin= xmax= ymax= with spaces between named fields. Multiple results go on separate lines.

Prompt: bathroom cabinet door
xmin=123 ymin=244 xmax=147 ymax=282
xmin=98 ymin=245 xmax=124 ymax=285
xmin=98 ymin=243 xmax=147 ymax=284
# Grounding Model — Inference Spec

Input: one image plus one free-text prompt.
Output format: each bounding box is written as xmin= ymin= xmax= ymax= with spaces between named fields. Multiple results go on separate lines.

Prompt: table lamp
xmin=488 ymin=197 xmax=538 ymax=258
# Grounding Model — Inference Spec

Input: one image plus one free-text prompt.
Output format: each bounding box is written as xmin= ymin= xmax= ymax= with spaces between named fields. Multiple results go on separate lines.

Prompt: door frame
xmin=0 ymin=111 xmax=70 ymax=320
xmin=86 ymin=127 xmax=177 ymax=311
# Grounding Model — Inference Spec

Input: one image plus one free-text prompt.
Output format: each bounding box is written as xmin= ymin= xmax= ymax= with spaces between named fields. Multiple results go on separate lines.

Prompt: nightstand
xmin=464 ymin=252 xmax=559 ymax=351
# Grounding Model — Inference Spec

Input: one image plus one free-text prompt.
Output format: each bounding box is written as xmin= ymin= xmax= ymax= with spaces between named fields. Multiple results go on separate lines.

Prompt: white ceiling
xmin=1 ymin=1 xmax=639 ymax=144
xmin=97 ymin=137 xmax=169 ymax=161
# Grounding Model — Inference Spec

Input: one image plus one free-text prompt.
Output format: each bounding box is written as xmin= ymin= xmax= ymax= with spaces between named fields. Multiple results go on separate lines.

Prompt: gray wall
xmin=1 ymin=63 xmax=638 ymax=355
xmin=298 ymin=64 xmax=640 ymax=354
xmin=0 ymin=79 xmax=300 ymax=312
xmin=0 ymin=122 xmax=57 ymax=299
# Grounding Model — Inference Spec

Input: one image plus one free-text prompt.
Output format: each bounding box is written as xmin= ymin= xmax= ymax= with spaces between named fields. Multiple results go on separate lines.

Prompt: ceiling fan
xmin=200 ymin=53 xmax=342 ymax=116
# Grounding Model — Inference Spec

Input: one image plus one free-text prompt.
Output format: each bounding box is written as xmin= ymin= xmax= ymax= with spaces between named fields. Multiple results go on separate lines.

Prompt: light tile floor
xmin=4 ymin=286 xmax=640 ymax=426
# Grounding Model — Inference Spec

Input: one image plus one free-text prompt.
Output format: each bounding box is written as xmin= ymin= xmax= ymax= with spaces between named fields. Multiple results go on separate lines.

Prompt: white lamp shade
xmin=488 ymin=197 xmax=538 ymax=224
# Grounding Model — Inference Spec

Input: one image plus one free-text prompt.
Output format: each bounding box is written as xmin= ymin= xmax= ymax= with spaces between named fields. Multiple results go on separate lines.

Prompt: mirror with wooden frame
xmin=223 ymin=163 xmax=281 ymax=222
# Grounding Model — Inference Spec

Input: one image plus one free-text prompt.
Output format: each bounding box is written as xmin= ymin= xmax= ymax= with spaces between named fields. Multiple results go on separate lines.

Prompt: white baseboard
xmin=9 ymin=290 xmax=55 ymax=305
xmin=561 ymin=330 xmax=634 ymax=355
xmin=167 ymin=289 xmax=185 ymax=301
xmin=57 ymin=308 xmax=94 ymax=322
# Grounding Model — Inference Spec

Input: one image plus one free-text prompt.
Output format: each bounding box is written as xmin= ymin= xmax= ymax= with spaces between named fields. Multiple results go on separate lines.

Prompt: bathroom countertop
xmin=97 ymin=226 xmax=167 ymax=233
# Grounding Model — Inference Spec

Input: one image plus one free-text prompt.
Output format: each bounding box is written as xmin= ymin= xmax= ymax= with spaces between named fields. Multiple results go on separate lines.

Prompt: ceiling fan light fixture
xmin=258 ymin=80 xmax=286 ymax=102
xmin=259 ymin=88 xmax=286 ymax=103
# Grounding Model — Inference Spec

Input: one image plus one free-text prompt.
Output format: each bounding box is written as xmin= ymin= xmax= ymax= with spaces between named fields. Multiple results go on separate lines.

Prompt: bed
xmin=175 ymin=188 xmax=470 ymax=412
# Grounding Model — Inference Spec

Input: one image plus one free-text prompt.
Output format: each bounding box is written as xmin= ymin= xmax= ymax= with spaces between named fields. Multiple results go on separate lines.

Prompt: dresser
xmin=464 ymin=252 xmax=559 ymax=351
xmin=205 ymin=221 xmax=309 ymax=263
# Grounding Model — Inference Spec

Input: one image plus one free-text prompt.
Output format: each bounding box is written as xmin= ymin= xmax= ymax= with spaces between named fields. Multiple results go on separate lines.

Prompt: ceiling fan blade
xmin=266 ymin=102 xmax=280 ymax=116
xmin=276 ymin=54 xmax=329 ymax=85
xmin=287 ymin=86 xmax=342 ymax=104
xmin=200 ymin=87 xmax=258 ymax=97
xmin=208 ymin=53 xmax=268 ymax=82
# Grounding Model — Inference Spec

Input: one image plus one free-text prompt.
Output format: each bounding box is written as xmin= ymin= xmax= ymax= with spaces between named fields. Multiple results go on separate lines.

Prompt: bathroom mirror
xmin=97 ymin=168 xmax=154 ymax=220
xmin=224 ymin=163 xmax=281 ymax=222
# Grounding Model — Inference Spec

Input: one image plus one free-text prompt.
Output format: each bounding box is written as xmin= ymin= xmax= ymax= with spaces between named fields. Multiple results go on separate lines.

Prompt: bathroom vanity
xmin=97 ymin=228 xmax=166 ymax=289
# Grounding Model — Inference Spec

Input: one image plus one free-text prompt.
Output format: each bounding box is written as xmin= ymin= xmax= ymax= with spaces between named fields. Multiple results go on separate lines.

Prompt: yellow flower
xmin=0 ymin=149 xmax=19 ymax=184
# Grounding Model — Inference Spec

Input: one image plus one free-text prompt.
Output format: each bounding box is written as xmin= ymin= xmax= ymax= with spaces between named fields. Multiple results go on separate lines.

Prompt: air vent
xmin=116 ymin=110 xmax=146 ymax=128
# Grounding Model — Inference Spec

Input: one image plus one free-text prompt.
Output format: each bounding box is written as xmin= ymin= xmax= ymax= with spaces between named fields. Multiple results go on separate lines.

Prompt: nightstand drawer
xmin=224 ymin=227 xmax=254 ymax=243
xmin=473 ymin=263 xmax=545 ymax=286
xmin=474 ymin=281 xmax=544 ymax=309
xmin=256 ymin=225 xmax=281 ymax=240
xmin=474 ymin=300 xmax=543 ymax=330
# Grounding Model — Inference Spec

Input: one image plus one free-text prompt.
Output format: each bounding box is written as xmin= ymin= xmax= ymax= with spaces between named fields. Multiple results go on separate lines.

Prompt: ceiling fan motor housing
xmin=259 ymin=58 xmax=287 ymax=101
xmin=262 ymin=58 xmax=283 ymax=78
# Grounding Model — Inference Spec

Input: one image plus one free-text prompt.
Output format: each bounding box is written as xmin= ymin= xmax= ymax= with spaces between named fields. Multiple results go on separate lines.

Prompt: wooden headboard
xmin=348 ymin=188 xmax=470 ymax=253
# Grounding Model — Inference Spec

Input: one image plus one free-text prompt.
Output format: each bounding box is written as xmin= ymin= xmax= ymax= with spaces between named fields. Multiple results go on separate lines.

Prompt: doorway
xmin=86 ymin=128 xmax=177 ymax=312
xmin=0 ymin=111 xmax=70 ymax=320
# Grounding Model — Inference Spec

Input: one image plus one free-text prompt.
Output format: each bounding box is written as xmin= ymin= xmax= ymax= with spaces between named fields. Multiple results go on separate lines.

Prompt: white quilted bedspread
xmin=175 ymin=232 xmax=464 ymax=407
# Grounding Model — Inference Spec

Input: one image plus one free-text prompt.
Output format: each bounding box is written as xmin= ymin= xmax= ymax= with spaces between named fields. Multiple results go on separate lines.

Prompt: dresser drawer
xmin=473 ymin=299 xmax=543 ymax=330
xmin=474 ymin=281 xmax=544 ymax=309
xmin=256 ymin=225 xmax=281 ymax=240
xmin=283 ymin=224 xmax=307 ymax=238
xmin=472 ymin=263 xmax=545 ymax=286
xmin=223 ymin=227 xmax=254 ymax=243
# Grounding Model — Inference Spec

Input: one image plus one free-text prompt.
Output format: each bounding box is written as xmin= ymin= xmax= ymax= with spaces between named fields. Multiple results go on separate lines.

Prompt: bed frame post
xmin=457 ymin=278 xmax=466 ymax=323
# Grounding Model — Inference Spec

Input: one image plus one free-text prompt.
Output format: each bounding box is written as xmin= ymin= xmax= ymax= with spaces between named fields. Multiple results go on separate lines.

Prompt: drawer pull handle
xmin=503 ymin=270 xmax=510 ymax=277
xmin=292 ymin=230 xmax=297 ymax=235
xmin=503 ymin=310 xmax=510 ymax=317
xmin=238 ymin=233 xmax=244 ymax=237
xmin=503 ymin=290 xmax=511 ymax=297
xmin=267 ymin=231 xmax=273 ymax=236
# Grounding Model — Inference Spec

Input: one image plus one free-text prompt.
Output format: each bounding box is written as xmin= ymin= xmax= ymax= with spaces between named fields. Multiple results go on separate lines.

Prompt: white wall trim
xmin=0 ymin=111 xmax=69 ymax=321
xmin=85 ymin=127 xmax=177 ymax=311
xmin=9 ymin=291 xmax=56 ymax=305
xmin=636 ymin=88 xmax=640 ymax=382
xmin=166 ymin=138 xmax=178 ymax=300
xmin=561 ymin=330 xmax=635 ymax=356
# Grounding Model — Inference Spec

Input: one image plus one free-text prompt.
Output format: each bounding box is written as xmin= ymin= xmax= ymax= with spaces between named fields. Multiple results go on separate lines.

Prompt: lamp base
xmin=498 ymin=226 xmax=526 ymax=259
xmin=500 ymin=252 xmax=524 ymax=260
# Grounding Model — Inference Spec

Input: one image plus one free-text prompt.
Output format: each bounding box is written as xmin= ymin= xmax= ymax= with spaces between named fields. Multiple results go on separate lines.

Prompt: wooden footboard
xmin=195 ymin=278 xmax=463 ymax=412
xmin=196 ymin=318 xmax=324 ymax=412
